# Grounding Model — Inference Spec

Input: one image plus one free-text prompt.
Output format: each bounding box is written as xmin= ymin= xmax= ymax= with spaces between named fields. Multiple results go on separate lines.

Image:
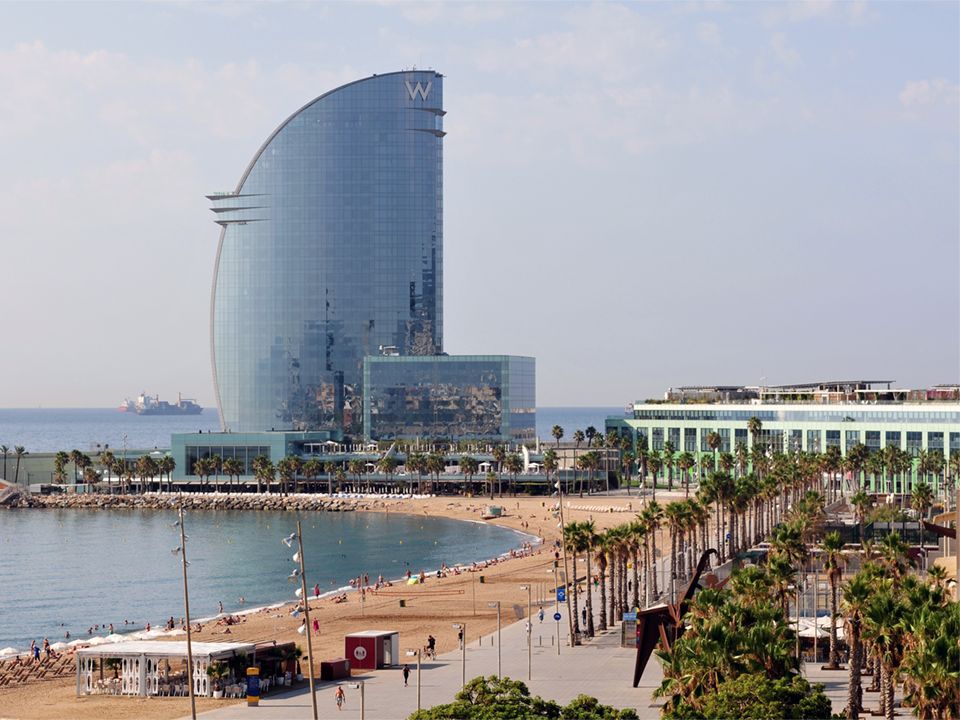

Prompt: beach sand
xmin=0 ymin=493 xmax=663 ymax=720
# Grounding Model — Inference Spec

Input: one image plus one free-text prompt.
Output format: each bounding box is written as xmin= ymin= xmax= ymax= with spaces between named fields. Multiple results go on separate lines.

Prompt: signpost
xmin=553 ymin=612 xmax=562 ymax=622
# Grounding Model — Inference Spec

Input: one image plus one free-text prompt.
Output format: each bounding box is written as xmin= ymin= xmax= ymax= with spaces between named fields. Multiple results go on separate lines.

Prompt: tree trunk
xmin=650 ymin=531 xmax=659 ymax=600
xmin=632 ymin=548 xmax=640 ymax=610
xmin=570 ymin=553 xmax=581 ymax=641
xmin=598 ymin=557 xmax=607 ymax=631
xmin=828 ymin=579 xmax=840 ymax=668
xmin=846 ymin=621 xmax=861 ymax=719
xmin=585 ymin=553 xmax=594 ymax=638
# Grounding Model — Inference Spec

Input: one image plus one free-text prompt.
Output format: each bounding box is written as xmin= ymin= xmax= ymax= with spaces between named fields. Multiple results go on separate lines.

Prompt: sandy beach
xmin=0 ymin=493 xmax=662 ymax=720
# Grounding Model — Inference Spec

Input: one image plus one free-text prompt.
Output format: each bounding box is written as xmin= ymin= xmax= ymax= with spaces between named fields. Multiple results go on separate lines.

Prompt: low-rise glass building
xmin=606 ymin=381 xmax=960 ymax=494
xmin=363 ymin=355 xmax=535 ymax=441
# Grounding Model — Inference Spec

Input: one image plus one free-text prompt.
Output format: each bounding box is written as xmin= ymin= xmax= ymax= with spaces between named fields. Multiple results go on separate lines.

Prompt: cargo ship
xmin=118 ymin=392 xmax=203 ymax=415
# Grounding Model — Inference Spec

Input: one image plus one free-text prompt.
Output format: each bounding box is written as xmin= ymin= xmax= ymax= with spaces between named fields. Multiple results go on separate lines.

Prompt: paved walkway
xmin=190 ymin=589 xmax=903 ymax=719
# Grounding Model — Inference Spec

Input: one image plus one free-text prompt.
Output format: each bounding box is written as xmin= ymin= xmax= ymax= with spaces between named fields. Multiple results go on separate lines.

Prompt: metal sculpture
xmin=633 ymin=548 xmax=719 ymax=687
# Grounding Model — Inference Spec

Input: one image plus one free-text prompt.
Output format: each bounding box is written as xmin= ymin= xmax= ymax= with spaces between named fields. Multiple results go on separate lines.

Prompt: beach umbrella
xmin=105 ymin=634 xmax=126 ymax=642
xmin=86 ymin=636 xmax=109 ymax=646
xmin=0 ymin=647 xmax=18 ymax=657
xmin=49 ymin=642 xmax=68 ymax=651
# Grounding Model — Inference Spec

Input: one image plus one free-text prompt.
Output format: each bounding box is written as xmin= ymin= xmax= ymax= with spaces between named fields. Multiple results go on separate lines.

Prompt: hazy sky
xmin=1 ymin=1 xmax=957 ymax=408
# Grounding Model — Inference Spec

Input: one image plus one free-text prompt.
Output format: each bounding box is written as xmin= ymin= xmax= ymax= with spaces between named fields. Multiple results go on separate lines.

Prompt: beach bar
xmin=344 ymin=630 xmax=399 ymax=670
xmin=76 ymin=641 xmax=256 ymax=697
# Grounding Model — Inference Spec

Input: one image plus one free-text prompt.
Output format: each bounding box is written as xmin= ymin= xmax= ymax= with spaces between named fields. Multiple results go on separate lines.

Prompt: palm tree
xmin=193 ymin=457 xmax=210 ymax=491
xmin=863 ymin=586 xmax=904 ymax=720
xmin=662 ymin=440 xmax=675 ymax=491
xmin=253 ymin=455 xmax=274 ymax=494
xmin=543 ymin=449 xmax=558 ymax=500
xmin=747 ymin=416 xmax=763 ymax=451
xmin=484 ymin=470 xmax=496 ymax=499
xmin=594 ymin=530 xmax=611 ymax=631
xmin=647 ymin=452 xmax=661 ymax=501
xmin=572 ymin=430 xmax=585 ymax=495
xmin=640 ymin=501 xmax=663 ymax=602
xmin=767 ymin=553 xmax=796 ymax=618
xmin=98 ymin=450 xmax=115 ymax=491
xmin=706 ymin=431 xmax=721 ymax=471
xmin=505 ymin=453 xmax=523 ymax=496
xmin=551 ymin=425 xmax=564 ymax=448
xmin=621 ymin=450 xmax=635 ymax=495
xmin=910 ymin=480 xmax=934 ymax=521
xmin=821 ymin=531 xmax=847 ymax=669
xmin=13 ymin=446 xmax=26 ymax=485
xmin=159 ymin=455 xmax=175 ymax=492
xmin=842 ymin=573 xmax=872 ymax=720
xmin=563 ymin=521 xmax=583 ymax=644
xmin=53 ymin=451 xmax=69 ymax=487
xmin=426 ymin=452 xmax=445 ymax=493
xmin=580 ymin=520 xmax=597 ymax=637
xmin=222 ymin=457 xmax=243 ymax=493
xmin=334 ymin=468 xmax=346 ymax=493
xmin=585 ymin=426 xmax=597 ymax=448
xmin=302 ymin=458 xmax=322 ymax=494
xmin=407 ymin=452 xmax=426 ymax=495
xmin=323 ymin=461 xmax=337 ymax=495
xmin=847 ymin=442 xmax=869 ymax=493
xmin=850 ymin=490 xmax=871 ymax=547
xmin=460 ymin=455 xmax=479 ymax=493
xmin=664 ymin=502 xmax=686 ymax=603
xmin=491 ymin=445 xmax=506 ymax=497
xmin=69 ymin=449 xmax=84 ymax=484
xmin=677 ymin=452 xmax=694 ymax=498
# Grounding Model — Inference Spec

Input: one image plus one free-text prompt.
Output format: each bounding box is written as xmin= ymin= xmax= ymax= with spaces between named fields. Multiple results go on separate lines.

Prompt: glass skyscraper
xmin=209 ymin=71 xmax=444 ymax=433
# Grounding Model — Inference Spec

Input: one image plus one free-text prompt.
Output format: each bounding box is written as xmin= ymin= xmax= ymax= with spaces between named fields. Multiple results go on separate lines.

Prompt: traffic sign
xmin=557 ymin=587 xmax=566 ymax=602
xmin=553 ymin=612 xmax=562 ymax=622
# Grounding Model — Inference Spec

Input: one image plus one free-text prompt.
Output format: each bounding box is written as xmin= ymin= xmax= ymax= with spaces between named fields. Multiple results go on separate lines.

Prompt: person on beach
xmin=426 ymin=635 xmax=436 ymax=659
xmin=108 ymin=623 xmax=114 ymax=634
xmin=334 ymin=685 xmax=345 ymax=710
xmin=538 ymin=606 xmax=544 ymax=623
xmin=314 ymin=583 xmax=320 ymax=598
xmin=402 ymin=664 xmax=410 ymax=686
xmin=42 ymin=638 xmax=50 ymax=659
xmin=312 ymin=618 xmax=319 ymax=636
xmin=30 ymin=641 xmax=37 ymax=662
xmin=218 ymin=601 xmax=224 ymax=614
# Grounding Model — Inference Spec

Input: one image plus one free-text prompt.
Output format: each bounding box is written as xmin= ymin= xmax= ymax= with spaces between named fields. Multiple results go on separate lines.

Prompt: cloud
xmin=899 ymin=78 xmax=960 ymax=108
xmin=770 ymin=32 xmax=801 ymax=68
xmin=764 ymin=0 xmax=868 ymax=25
xmin=697 ymin=21 xmax=722 ymax=46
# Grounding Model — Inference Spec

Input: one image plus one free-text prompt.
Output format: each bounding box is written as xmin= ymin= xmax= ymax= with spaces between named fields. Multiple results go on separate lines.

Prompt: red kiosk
xmin=344 ymin=630 xmax=400 ymax=670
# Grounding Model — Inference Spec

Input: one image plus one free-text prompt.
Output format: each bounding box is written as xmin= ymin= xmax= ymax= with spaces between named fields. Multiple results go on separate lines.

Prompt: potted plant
xmin=294 ymin=646 xmax=304 ymax=682
xmin=206 ymin=661 xmax=229 ymax=699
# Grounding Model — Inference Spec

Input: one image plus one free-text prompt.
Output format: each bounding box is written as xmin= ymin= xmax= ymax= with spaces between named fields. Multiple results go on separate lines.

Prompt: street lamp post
xmin=405 ymin=650 xmax=421 ymax=712
xmin=452 ymin=622 xmax=466 ymax=688
xmin=173 ymin=498 xmax=196 ymax=720
xmin=520 ymin=585 xmax=532 ymax=680
xmin=486 ymin=601 xmax=501 ymax=677
xmin=284 ymin=523 xmax=318 ymax=720
xmin=348 ymin=681 xmax=365 ymax=720
xmin=550 ymin=565 xmax=561 ymax=655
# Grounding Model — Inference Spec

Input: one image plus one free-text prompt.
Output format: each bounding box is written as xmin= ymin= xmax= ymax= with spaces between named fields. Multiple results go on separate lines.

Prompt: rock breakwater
xmin=4 ymin=493 xmax=363 ymax=512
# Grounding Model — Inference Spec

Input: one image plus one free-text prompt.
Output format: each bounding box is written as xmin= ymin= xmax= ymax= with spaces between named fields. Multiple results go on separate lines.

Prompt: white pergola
xmin=76 ymin=641 xmax=255 ymax=697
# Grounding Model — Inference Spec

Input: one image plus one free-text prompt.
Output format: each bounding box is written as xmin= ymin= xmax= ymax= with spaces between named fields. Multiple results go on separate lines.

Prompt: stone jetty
xmin=3 ymin=492 xmax=364 ymax=512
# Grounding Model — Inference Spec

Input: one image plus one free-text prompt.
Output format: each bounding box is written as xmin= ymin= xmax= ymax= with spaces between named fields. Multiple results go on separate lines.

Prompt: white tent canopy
xmin=76 ymin=641 xmax=254 ymax=697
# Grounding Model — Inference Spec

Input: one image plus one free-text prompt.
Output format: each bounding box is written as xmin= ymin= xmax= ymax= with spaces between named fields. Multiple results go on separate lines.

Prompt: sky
xmin=0 ymin=1 xmax=957 ymax=408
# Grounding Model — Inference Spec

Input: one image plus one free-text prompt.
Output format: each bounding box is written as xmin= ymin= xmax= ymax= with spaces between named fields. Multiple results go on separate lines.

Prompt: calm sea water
xmin=0 ymin=509 xmax=525 ymax=651
xmin=0 ymin=407 xmax=626 ymax=452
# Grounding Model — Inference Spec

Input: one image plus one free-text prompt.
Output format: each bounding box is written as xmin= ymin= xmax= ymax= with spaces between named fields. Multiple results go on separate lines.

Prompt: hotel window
xmin=700 ymin=429 xmax=714 ymax=452
xmin=719 ymin=428 xmax=731 ymax=452
xmin=652 ymin=427 xmax=664 ymax=450
xmin=826 ymin=430 xmax=841 ymax=449
xmin=807 ymin=430 xmax=821 ymax=453
xmin=845 ymin=430 xmax=860 ymax=449
xmin=668 ymin=427 xmax=680 ymax=451
xmin=734 ymin=428 xmax=748 ymax=450
xmin=788 ymin=430 xmax=802 ymax=452
xmin=684 ymin=428 xmax=697 ymax=452
xmin=866 ymin=431 xmax=881 ymax=452
xmin=928 ymin=432 xmax=944 ymax=453
xmin=635 ymin=432 xmax=648 ymax=452
xmin=906 ymin=431 xmax=922 ymax=456
xmin=885 ymin=431 xmax=901 ymax=450
xmin=950 ymin=432 xmax=960 ymax=452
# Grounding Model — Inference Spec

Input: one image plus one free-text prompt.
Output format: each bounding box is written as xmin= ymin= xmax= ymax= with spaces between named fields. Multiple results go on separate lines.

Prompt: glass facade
xmin=363 ymin=355 xmax=535 ymax=441
xmin=633 ymin=406 xmax=960 ymax=424
xmin=211 ymin=71 xmax=445 ymax=433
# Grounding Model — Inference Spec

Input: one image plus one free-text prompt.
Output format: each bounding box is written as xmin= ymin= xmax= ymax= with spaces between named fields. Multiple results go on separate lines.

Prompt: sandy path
xmin=0 ymin=493 xmax=665 ymax=720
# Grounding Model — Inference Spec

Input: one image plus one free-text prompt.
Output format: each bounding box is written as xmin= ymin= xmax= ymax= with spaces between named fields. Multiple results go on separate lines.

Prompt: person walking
xmin=538 ymin=606 xmax=544 ymax=623
xmin=402 ymin=664 xmax=410 ymax=687
xmin=334 ymin=685 xmax=345 ymax=710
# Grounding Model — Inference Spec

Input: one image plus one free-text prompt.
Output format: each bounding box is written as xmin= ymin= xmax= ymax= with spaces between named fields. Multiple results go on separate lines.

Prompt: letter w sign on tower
xmin=405 ymin=80 xmax=432 ymax=101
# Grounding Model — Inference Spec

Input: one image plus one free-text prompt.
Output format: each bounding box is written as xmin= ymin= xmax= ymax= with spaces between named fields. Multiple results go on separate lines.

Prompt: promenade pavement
xmin=189 ymin=591 xmax=663 ymax=720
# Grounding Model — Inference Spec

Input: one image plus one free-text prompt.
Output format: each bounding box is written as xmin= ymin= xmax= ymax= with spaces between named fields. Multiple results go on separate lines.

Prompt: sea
xmin=0 ymin=406 xmax=627 ymax=453
xmin=0 ymin=406 xmax=624 ymax=653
